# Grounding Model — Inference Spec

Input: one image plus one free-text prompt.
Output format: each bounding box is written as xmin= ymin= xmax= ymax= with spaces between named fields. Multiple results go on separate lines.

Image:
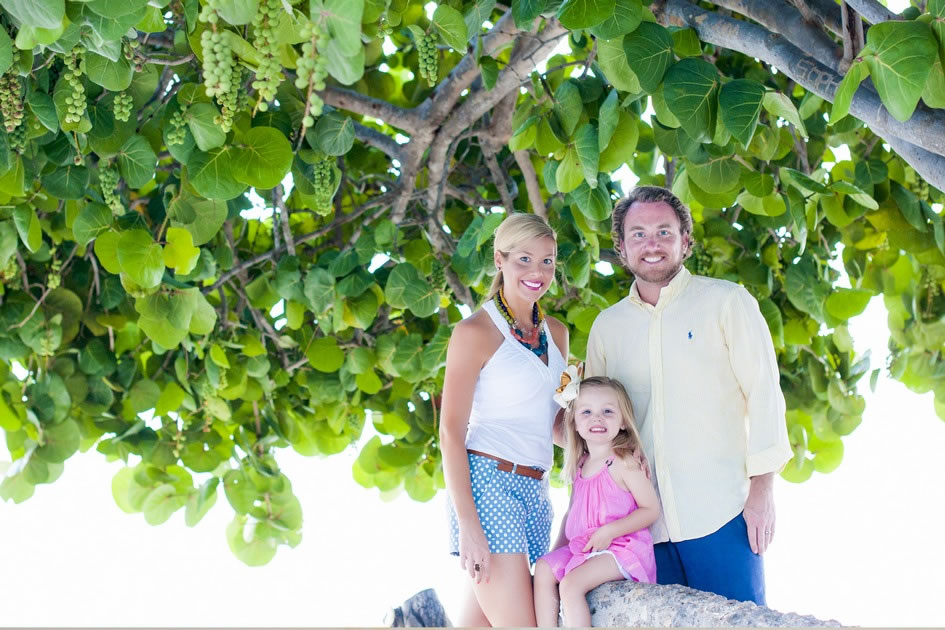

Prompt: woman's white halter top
xmin=464 ymin=300 xmax=567 ymax=470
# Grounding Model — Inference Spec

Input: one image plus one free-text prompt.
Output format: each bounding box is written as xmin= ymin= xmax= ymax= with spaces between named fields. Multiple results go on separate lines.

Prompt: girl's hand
xmin=582 ymin=525 xmax=615 ymax=553
xmin=458 ymin=522 xmax=491 ymax=584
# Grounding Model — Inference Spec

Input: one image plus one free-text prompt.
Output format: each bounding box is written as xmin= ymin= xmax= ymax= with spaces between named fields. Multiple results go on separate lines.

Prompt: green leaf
xmin=479 ymin=55 xmax=499 ymax=90
xmin=762 ymin=92 xmax=807 ymax=138
xmin=465 ymin=0 xmax=497 ymax=40
xmin=210 ymin=343 xmax=230 ymax=368
xmin=0 ymin=29 xmax=13 ymax=75
xmin=12 ymin=205 xmax=41 ymax=253
xmin=512 ymin=0 xmax=546 ymax=28
xmin=554 ymin=80 xmax=583 ymax=137
xmin=384 ymin=263 xmax=438 ymax=318
xmin=671 ymin=27 xmax=702 ymax=57
xmin=185 ymin=478 xmax=218 ymax=527
xmin=355 ymin=369 xmax=383 ymax=394
xmin=233 ymin=126 xmax=293 ymax=189
xmin=168 ymin=194 xmax=228 ymax=246
xmin=72 ymin=203 xmax=113 ymax=246
xmin=598 ymin=89 xmax=619 ymax=151
xmin=890 ymin=180 xmax=927 ymax=232
xmin=188 ymin=147 xmax=247 ymax=200
xmin=785 ymin=257 xmax=828 ymax=322
xmin=214 ymin=0 xmax=258 ymax=25
xmin=687 ymin=154 xmax=741 ymax=194
xmin=832 ymin=180 xmax=878 ymax=210
xmin=43 ymin=165 xmax=89 ymax=200
xmin=85 ymin=52 xmax=134 ymax=91
xmin=313 ymin=112 xmax=355 ymax=156
xmin=163 ymin=227 xmax=200 ymax=275
xmin=117 ymin=229 xmax=165 ymax=289
xmin=305 ymin=336 xmax=345 ymax=372
xmin=596 ymin=37 xmax=641 ymax=93
xmin=432 ymin=4 xmax=469 ymax=52
xmin=129 ymin=378 xmax=161 ymax=413
xmin=830 ymin=60 xmax=869 ymax=124
xmin=27 ymin=91 xmax=59 ymax=133
xmin=662 ymin=58 xmax=719 ymax=142
xmin=864 ymin=21 xmax=939 ymax=122
xmin=574 ymin=123 xmax=599 ymax=187
xmin=758 ymin=298 xmax=784 ymax=349
xmin=322 ymin=38 xmax=365 ymax=85
xmin=825 ymin=288 xmax=873 ymax=320
xmin=588 ymin=0 xmax=641 ymax=40
xmin=118 ymin=135 xmax=158 ymax=189
xmin=556 ymin=145 xmax=584 ymax=194
xmin=156 ymin=382 xmax=188 ymax=416
xmin=570 ymin=176 xmax=611 ymax=221
xmin=557 ymin=0 xmax=616 ymax=30
xmin=598 ymin=110 xmax=638 ymax=171
xmin=93 ymin=230 xmax=122 ymax=274
xmin=186 ymin=102 xmax=227 ymax=151
xmin=304 ymin=268 xmax=335 ymax=313
xmin=622 ymin=21 xmax=674 ymax=93
xmin=0 ymin=0 xmax=64 ymax=29
xmin=35 ymin=419 xmax=80 ymax=464
xmin=143 ymin=483 xmax=184 ymax=525
xmin=719 ymin=79 xmax=765 ymax=146
xmin=320 ymin=0 xmax=364 ymax=56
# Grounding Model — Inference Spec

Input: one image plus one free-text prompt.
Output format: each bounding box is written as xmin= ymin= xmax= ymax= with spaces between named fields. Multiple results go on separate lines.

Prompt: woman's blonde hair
xmin=561 ymin=376 xmax=644 ymax=482
xmin=484 ymin=213 xmax=557 ymax=301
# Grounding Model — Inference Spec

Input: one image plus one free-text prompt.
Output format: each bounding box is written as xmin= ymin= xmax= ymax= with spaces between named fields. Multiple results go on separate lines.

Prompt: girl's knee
xmin=558 ymin=573 xmax=588 ymax=601
xmin=534 ymin=558 xmax=555 ymax=581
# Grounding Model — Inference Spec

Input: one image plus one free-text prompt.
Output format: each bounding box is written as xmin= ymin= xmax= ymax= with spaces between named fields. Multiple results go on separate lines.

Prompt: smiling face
xmin=619 ymin=200 xmax=690 ymax=288
xmin=495 ymin=235 xmax=556 ymax=303
xmin=573 ymin=385 xmax=626 ymax=447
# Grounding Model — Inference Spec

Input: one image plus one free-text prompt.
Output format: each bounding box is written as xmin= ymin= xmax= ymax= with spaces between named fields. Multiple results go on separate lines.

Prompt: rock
xmin=586 ymin=581 xmax=841 ymax=627
xmin=388 ymin=588 xmax=452 ymax=627
xmin=390 ymin=582 xmax=841 ymax=627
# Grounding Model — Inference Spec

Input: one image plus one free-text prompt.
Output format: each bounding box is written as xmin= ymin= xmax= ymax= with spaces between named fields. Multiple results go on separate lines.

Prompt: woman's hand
xmin=582 ymin=525 xmax=615 ymax=553
xmin=458 ymin=520 xmax=491 ymax=584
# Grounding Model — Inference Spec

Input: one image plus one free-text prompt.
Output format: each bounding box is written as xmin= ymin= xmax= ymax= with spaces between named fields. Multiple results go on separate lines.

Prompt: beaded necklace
xmin=494 ymin=288 xmax=548 ymax=357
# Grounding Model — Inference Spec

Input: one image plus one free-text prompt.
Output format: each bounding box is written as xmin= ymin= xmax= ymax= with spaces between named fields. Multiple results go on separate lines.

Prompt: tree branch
xmin=483 ymin=150 xmax=517 ymax=211
xmin=707 ymin=0 xmax=843 ymax=71
xmin=840 ymin=2 xmax=865 ymax=63
xmin=273 ymin=184 xmax=295 ymax=256
xmin=843 ymin=0 xmax=900 ymax=23
xmin=353 ymin=121 xmax=406 ymax=162
xmin=658 ymin=0 xmax=945 ymax=190
xmin=205 ymin=192 xmax=396 ymax=293
xmin=513 ymin=150 xmax=548 ymax=219
xmin=320 ymin=86 xmax=420 ymax=134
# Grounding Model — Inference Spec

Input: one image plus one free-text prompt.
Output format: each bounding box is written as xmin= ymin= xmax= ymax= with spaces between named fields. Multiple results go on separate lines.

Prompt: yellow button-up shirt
xmin=585 ymin=267 xmax=792 ymax=543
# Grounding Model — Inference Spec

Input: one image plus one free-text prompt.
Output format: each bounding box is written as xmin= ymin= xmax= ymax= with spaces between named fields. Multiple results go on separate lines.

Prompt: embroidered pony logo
xmin=688 ymin=330 xmax=693 ymax=340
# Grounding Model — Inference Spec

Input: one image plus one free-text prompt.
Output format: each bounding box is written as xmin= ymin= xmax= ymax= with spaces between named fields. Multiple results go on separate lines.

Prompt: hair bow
xmin=553 ymin=365 xmax=581 ymax=409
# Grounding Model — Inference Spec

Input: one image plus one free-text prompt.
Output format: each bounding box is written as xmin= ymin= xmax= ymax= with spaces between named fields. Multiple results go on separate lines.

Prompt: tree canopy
xmin=0 ymin=0 xmax=943 ymax=565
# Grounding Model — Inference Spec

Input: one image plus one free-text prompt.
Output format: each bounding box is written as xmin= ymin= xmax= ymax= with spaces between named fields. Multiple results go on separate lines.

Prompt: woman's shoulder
xmin=451 ymin=309 xmax=502 ymax=345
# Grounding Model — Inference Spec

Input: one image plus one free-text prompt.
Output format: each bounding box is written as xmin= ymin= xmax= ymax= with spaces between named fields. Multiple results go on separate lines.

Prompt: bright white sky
xmin=5 ymin=1 xmax=944 ymax=626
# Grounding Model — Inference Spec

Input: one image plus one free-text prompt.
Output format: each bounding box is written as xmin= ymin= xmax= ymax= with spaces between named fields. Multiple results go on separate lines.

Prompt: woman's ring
xmin=474 ymin=563 xmax=481 ymax=571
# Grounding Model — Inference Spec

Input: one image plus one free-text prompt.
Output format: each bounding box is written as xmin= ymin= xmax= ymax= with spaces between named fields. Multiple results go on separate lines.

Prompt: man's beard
xmin=626 ymin=258 xmax=683 ymax=284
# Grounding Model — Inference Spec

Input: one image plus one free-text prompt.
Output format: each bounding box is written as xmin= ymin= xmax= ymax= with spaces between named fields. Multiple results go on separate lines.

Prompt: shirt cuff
xmin=747 ymin=443 xmax=793 ymax=477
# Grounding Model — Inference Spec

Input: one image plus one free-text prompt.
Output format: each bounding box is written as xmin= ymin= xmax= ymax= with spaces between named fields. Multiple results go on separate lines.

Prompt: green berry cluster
xmin=687 ymin=243 xmax=712 ymax=276
xmin=113 ymin=91 xmax=133 ymax=122
xmin=99 ymin=164 xmax=122 ymax=213
xmin=295 ymin=20 xmax=330 ymax=126
xmin=167 ymin=105 xmax=188 ymax=145
xmin=378 ymin=15 xmax=394 ymax=37
xmin=0 ymin=257 xmax=20 ymax=290
xmin=251 ymin=0 xmax=283 ymax=111
xmin=431 ymin=259 xmax=447 ymax=291
xmin=199 ymin=3 xmax=239 ymax=132
xmin=124 ymin=38 xmax=143 ymax=71
xmin=63 ymin=46 xmax=88 ymax=125
xmin=47 ymin=257 xmax=62 ymax=291
xmin=912 ymin=178 xmax=930 ymax=202
xmin=0 ymin=72 xmax=24 ymax=132
xmin=312 ymin=155 xmax=335 ymax=216
xmin=8 ymin=117 xmax=27 ymax=153
xmin=417 ymin=33 xmax=438 ymax=87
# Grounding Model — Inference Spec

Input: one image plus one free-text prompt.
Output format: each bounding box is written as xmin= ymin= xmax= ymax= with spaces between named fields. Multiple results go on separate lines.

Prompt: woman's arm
xmin=439 ymin=315 xmax=496 ymax=583
xmin=547 ymin=317 xmax=570 ymax=448
xmin=581 ymin=458 xmax=661 ymax=552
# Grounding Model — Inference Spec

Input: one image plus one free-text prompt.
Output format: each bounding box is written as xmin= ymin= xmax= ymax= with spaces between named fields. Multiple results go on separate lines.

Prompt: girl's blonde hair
xmin=484 ymin=213 xmax=557 ymax=301
xmin=561 ymin=376 xmax=644 ymax=482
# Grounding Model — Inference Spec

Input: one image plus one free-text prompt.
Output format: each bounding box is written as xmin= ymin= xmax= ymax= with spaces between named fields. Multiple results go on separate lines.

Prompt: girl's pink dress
xmin=541 ymin=456 xmax=656 ymax=583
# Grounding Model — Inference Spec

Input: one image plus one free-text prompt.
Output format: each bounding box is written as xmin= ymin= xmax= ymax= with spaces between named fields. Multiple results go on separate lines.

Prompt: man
xmin=585 ymin=186 xmax=792 ymax=605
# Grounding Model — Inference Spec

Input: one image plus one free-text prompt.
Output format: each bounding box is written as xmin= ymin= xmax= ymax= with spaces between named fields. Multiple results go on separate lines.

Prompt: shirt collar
xmin=628 ymin=266 xmax=692 ymax=310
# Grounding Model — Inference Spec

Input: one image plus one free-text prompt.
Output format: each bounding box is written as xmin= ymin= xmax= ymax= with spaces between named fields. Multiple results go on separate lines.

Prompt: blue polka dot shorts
xmin=448 ymin=452 xmax=553 ymax=565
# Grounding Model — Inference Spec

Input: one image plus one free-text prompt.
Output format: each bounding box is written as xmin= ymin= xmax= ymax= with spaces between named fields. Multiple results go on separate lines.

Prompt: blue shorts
xmin=654 ymin=513 xmax=766 ymax=605
xmin=448 ymin=452 xmax=553 ymax=565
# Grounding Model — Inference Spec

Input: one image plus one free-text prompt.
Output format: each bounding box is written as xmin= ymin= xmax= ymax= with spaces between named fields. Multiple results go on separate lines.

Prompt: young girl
xmin=534 ymin=375 xmax=659 ymax=627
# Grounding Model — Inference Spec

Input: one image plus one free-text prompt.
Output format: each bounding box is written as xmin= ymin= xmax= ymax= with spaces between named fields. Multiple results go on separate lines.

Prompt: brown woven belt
xmin=467 ymin=449 xmax=546 ymax=480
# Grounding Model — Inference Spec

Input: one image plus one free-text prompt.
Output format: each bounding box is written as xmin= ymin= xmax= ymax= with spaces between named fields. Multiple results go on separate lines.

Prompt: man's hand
xmin=742 ymin=472 xmax=775 ymax=555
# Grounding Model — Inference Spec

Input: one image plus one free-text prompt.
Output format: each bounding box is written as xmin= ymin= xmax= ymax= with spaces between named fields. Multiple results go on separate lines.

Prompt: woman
xmin=440 ymin=213 xmax=569 ymax=626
